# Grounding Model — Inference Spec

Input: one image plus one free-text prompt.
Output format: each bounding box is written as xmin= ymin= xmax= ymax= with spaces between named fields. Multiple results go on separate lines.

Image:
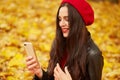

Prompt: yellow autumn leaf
xmin=8 ymin=53 xmax=25 ymax=67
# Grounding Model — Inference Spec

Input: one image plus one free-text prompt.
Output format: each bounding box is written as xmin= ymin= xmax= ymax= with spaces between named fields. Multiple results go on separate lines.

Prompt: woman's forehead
xmin=59 ymin=6 xmax=68 ymax=16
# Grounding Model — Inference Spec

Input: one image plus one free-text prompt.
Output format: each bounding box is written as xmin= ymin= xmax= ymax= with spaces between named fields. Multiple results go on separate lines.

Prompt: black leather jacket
xmin=33 ymin=38 xmax=104 ymax=80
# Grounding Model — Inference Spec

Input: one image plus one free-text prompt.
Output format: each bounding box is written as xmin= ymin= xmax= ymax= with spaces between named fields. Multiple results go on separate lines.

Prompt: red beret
xmin=61 ymin=0 xmax=94 ymax=26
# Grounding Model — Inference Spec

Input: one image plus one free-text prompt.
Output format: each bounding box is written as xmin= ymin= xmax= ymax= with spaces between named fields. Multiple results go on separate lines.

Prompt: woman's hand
xmin=26 ymin=56 xmax=43 ymax=78
xmin=54 ymin=63 xmax=72 ymax=80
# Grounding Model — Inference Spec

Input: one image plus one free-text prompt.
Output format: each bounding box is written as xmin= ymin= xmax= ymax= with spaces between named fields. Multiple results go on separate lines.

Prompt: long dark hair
xmin=48 ymin=3 xmax=90 ymax=80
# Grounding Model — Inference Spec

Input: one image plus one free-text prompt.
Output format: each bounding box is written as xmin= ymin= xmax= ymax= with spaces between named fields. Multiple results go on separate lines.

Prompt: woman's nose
xmin=60 ymin=20 xmax=66 ymax=27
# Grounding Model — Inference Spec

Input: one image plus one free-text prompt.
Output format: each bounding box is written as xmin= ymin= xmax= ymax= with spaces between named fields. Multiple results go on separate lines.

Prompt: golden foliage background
xmin=0 ymin=0 xmax=120 ymax=80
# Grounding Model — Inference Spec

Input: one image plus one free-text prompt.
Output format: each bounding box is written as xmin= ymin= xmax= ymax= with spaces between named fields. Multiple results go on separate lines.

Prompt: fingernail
xmin=65 ymin=66 xmax=67 ymax=69
xmin=56 ymin=63 xmax=60 ymax=68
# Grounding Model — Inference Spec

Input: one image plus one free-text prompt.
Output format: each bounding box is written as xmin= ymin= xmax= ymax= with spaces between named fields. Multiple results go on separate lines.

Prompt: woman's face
xmin=58 ymin=6 xmax=69 ymax=38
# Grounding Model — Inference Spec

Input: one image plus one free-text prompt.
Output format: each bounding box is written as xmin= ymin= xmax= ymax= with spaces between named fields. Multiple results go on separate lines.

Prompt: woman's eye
xmin=58 ymin=16 xmax=68 ymax=22
xmin=59 ymin=19 xmax=61 ymax=21
xmin=58 ymin=17 xmax=61 ymax=21
xmin=65 ymin=17 xmax=68 ymax=21
xmin=59 ymin=19 xmax=61 ymax=22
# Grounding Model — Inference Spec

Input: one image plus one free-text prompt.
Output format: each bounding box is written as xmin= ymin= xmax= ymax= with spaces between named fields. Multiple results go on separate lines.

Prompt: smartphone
xmin=24 ymin=42 xmax=38 ymax=62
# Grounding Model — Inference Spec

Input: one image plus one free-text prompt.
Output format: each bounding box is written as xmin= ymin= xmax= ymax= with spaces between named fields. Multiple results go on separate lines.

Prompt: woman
xmin=26 ymin=0 xmax=104 ymax=80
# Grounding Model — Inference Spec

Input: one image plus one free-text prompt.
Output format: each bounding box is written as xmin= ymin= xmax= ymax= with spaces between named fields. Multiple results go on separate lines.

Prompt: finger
xmin=54 ymin=75 xmax=58 ymax=80
xmin=55 ymin=77 xmax=58 ymax=80
xmin=54 ymin=66 xmax=59 ymax=78
xmin=64 ymin=66 xmax=71 ymax=78
xmin=26 ymin=58 xmax=37 ymax=67
xmin=64 ymin=66 xmax=69 ymax=74
xmin=54 ymin=72 xmax=59 ymax=80
xmin=56 ymin=63 xmax=61 ymax=72
xmin=26 ymin=56 xmax=33 ymax=61
xmin=53 ymin=73 xmax=57 ymax=79
xmin=27 ymin=62 xmax=38 ymax=70
xmin=56 ymin=63 xmax=64 ymax=74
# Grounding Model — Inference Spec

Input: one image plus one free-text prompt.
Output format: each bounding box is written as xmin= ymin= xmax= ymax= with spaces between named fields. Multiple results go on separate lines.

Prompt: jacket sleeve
xmin=87 ymin=51 xmax=104 ymax=80
xmin=33 ymin=69 xmax=54 ymax=80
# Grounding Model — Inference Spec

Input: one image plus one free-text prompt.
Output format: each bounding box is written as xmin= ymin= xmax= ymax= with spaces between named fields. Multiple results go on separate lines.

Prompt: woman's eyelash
xmin=58 ymin=17 xmax=68 ymax=21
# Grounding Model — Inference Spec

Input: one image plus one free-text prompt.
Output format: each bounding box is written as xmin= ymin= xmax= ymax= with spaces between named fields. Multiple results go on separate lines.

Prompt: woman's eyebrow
xmin=58 ymin=16 xmax=68 ymax=18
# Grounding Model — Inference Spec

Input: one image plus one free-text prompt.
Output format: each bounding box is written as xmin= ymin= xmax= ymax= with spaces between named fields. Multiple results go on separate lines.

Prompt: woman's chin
xmin=63 ymin=34 xmax=68 ymax=38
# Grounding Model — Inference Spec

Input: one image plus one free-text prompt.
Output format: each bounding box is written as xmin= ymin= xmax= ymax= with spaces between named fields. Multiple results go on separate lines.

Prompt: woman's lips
xmin=62 ymin=28 xmax=69 ymax=33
